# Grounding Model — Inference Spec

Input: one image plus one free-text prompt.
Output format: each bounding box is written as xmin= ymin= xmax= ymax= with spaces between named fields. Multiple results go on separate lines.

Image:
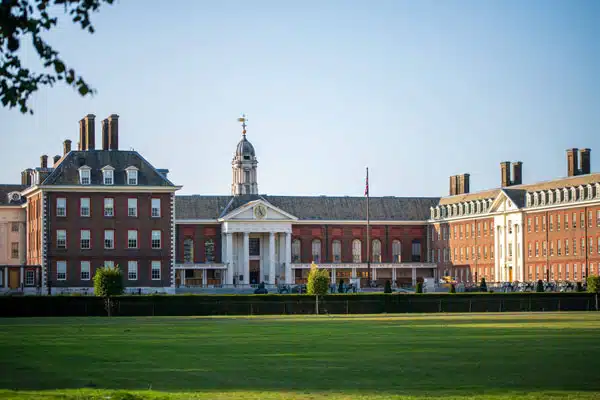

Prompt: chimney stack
xmin=63 ymin=139 xmax=72 ymax=155
xmin=512 ymin=162 xmax=523 ymax=185
xmin=449 ymin=175 xmax=458 ymax=196
xmin=84 ymin=114 xmax=96 ymax=150
xmin=580 ymin=148 xmax=591 ymax=175
xmin=40 ymin=155 xmax=48 ymax=169
xmin=108 ymin=114 xmax=119 ymax=150
xmin=21 ymin=170 xmax=28 ymax=185
xmin=53 ymin=155 xmax=61 ymax=165
xmin=567 ymin=148 xmax=578 ymax=177
xmin=500 ymin=161 xmax=511 ymax=187
xmin=79 ymin=118 xmax=87 ymax=151
xmin=102 ymin=118 xmax=109 ymax=150
xmin=457 ymin=173 xmax=470 ymax=194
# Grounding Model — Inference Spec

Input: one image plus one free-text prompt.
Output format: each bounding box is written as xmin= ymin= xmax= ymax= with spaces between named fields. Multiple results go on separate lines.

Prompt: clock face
xmin=254 ymin=204 xmax=267 ymax=219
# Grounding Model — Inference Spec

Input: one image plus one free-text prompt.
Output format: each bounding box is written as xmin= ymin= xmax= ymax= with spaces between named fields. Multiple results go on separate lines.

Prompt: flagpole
xmin=366 ymin=167 xmax=370 ymax=287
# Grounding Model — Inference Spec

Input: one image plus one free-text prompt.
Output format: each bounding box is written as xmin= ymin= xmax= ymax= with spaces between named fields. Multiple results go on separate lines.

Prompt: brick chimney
xmin=108 ymin=114 xmax=119 ymax=150
xmin=21 ymin=170 xmax=30 ymax=185
xmin=449 ymin=175 xmax=458 ymax=196
xmin=512 ymin=162 xmax=523 ymax=185
xmin=500 ymin=161 xmax=511 ymax=187
xmin=84 ymin=114 xmax=96 ymax=150
xmin=79 ymin=118 xmax=87 ymax=150
xmin=579 ymin=148 xmax=591 ymax=175
xmin=63 ymin=139 xmax=72 ymax=155
xmin=102 ymin=118 xmax=109 ymax=150
xmin=457 ymin=173 xmax=470 ymax=194
xmin=567 ymin=148 xmax=578 ymax=177
xmin=53 ymin=155 xmax=61 ymax=165
xmin=40 ymin=155 xmax=48 ymax=169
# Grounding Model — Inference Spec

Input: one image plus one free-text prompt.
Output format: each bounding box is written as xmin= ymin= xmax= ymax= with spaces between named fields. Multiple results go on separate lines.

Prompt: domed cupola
xmin=231 ymin=114 xmax=259 ymax=196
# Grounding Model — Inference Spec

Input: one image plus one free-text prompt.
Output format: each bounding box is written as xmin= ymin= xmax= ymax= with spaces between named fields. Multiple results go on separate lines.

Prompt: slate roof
xmin=42 ymin=150 xmax=174 ymax=186
xmin=176 ymin=194 xmax=440 ymax=221
xmin=437 ymin=173 xmax=600 ymax=208
xmin=0 ymin=184 xmax=27 ymax=205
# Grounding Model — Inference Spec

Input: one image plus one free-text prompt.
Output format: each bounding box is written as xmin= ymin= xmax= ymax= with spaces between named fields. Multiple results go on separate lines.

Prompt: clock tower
xmin=231 ymin=114 xmax=259 ymax=196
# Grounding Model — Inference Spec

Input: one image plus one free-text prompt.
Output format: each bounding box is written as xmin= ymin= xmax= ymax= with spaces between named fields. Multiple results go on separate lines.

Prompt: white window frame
xmin=25 ymin=270 xmax=34 ymax=286
xmin=126 ymin=166 xmax=139 ymax=185
xmin=151 ymin=230 xmax=161 ymax=249
xmin=79 ymin=166 xmax=91 ymax=185
xmin=57 ymin=261 xmax=67 ymax=280
xmin=128 ymin=230 xmax=138 ymax=249
xmin=352 ymin=239 xmax=361 ymax=263
xmin=332 ymin=240 xmax=341 ymax=263
xmin=102 ymin=166 xmax=114 ymax=185
xmin=104 ymin=230 xmax=115 ymax=249
xmin=151 ymin=261 xmax=161 ymax=280
xmin=151 ymin=198 xmax=161 ymax=218
xmin=311 ymin=239 xmax=321 ymax=263
xmin=80 ymin=197 xmax=90 ymax=217
xmin=80 ymin=261 xmax=91 ymax=280
xmin=80 ymin=229 xmax=91 ymax=250
xmin=128 ymin=198 xmax=138 ymax=217
xmin=104 ymin=261 xmax=115 ymax=269
xmin=104 ymin=198 xmax=114 ymax=217
xmin=57 ymin=229 xmax=67 ymax=249
xmin=128 ymin=261 xmax=138 ymax=280
xmin=56 ymin=197 xmax=67 ymax=217
xmin=292 ymin=239 xmax=301 ymax=263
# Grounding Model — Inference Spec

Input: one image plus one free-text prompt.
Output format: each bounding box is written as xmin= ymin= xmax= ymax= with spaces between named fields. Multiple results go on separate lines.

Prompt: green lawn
xmin=0 ymin=313 xmax=599 ymax=399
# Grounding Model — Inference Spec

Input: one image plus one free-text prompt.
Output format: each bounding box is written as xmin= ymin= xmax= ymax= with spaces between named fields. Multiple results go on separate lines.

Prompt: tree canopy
xmin=0 ymin=0 xmax=114 ymax=114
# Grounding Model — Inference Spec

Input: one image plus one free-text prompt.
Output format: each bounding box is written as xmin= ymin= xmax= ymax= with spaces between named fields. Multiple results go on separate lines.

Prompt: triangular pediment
xmin=489 ymin=190 xmax=521 ymax=213
xmin=219 ymin=199 xmax=298 ymax=221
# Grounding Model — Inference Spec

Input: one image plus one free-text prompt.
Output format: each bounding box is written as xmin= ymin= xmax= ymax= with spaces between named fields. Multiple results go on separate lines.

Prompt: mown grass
xmin=0 ymin=313 xmax=599 ymax=399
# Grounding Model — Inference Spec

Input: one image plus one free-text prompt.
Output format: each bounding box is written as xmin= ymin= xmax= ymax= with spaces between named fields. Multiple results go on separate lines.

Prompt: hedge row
xmin=1 ymin=293 xmax=598 ymax=317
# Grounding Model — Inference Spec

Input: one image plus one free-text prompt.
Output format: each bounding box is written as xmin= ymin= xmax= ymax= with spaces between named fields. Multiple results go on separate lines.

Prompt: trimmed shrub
xmin=93 ymin=265 xmax=124 ymax=316
xmin=536 ymin=279 xmax=544 ymax=293
xmin=307 ymin=263 xmax=330 ymax=296
xmin=384 ymin=280 xmax=392 ymax=294
xmin=450 ymin=284 xmax=456 ymax=294
xmin=415 ymin=282 xmax=423 ymax=294
xmin=576 ymin=282 xmax=584 ymax=293
xmin=587 ymin=276 xmax=600 ymax=293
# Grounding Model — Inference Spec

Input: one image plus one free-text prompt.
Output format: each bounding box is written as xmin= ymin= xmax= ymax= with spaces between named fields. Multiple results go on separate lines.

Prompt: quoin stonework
xmin=1 ymin=114 xmax=599 ymax=293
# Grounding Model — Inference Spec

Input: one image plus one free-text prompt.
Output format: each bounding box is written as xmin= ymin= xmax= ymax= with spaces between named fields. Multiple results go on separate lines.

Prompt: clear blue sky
xmin=2 ymin=0 xmax=599 ymax=197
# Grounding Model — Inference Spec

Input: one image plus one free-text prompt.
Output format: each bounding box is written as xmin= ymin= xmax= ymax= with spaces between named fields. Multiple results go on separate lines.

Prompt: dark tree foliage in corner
xmin=0 ymin=0 xmax=114 ymax=114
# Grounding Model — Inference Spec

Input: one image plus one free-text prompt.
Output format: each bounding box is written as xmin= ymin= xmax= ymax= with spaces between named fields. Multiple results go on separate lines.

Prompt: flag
xmin=364 ymin=168 xmax=369 ymax=196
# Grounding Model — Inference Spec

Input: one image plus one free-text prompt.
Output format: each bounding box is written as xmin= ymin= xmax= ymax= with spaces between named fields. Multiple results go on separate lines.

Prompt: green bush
xmin=384 ymin=280 xmax=392 ymax=294
xmin=587 ymin=276 xmax=600 ymax=293
xmin=94 ymin=266 xmax=124 ymax=297
xmin=536 ymin=279 xmax=544 ymax=293
xmin=307 ymin=264 xmax=330 ymax=295
xmin=480 ymin=278 xmax=487 ymax=292
xmin=415 ymin=282 xmax=423 ymax=294
xmin=450 ymin=284 xmax=456 ymax=294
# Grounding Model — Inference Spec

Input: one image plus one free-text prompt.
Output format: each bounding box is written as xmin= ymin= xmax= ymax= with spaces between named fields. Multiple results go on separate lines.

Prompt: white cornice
xmin=21 ymin=185 xmax=182 ymax=195
xmin=176 ymin=219 xmax=221 ymax=224
xmin=294 ymin=220 xmax=428 ymax=225
xmin=522 ymin=198 xmax=600 ymax=213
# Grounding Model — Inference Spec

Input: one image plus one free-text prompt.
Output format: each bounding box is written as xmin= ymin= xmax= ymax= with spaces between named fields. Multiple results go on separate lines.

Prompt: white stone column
xmin=226 ymin=233 xmax=234 ymax=285
xmin=331 ymin=268 xmax=336 ymax=284
xmin=20 ymin=266 xmax=24 ymax=286
xmin=3 ymin=268 xmax=7 ymax=288
xmin=269 ymin=232 xmax=276 ymax=285
xmin=243 ymin=232 xmax=250 ymax=285
xmin=202 ymin=269 xmax=207 ymax=287
xmin=372 ymin=268 xmax=377 ymax=281
xmin=412 ymin=267 xmax=417 ymax=286
xmin=285 ymin=232 xmax=292 ymax=284
xmin=392 ymin=268 xmax=397 ymax=283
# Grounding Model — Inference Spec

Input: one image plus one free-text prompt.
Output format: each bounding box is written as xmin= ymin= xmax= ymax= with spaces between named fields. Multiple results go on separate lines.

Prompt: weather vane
xmin=237 ymin=113 xmax=248 ymax=136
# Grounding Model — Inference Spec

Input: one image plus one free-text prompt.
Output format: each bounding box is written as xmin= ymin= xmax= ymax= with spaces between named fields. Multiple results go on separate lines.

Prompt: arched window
xmin=205 ymin=239 xmax=215 ymax=262
xmin=372 ymin=239 xmax=381 ymax=262
xmin=311 ymin=239 xmax=321 ymax=263
xmin=411 ymin=239 xmax=421 ymax=262
xmin=352 ymin=239 xmax=362 ymax=263
xmin=183 ymin=238 xmax=194 ymax=263
xmin=332 ymin=240 xmax=341 ymax=263
xmin=292 ymin=239 xmax=301 ymax=263
xmin=392 ymin=240 xmax=402 ymax=263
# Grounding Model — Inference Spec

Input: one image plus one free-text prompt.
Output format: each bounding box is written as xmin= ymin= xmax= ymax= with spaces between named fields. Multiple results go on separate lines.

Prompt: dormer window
xmin=102 ymin=166 xmax=114 ymax=185
xmin=125 ymin=166 xmax=138 ymax=185
xmin=79 ymin=166 xmax=91 ymax=185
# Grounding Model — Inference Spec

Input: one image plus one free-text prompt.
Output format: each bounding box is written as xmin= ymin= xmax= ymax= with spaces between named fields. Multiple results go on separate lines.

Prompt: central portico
xmin=220 ymin=199 xmax=296 ymax=285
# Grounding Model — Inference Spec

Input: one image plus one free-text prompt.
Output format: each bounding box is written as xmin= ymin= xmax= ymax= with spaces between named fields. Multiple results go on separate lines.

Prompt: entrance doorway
xmin=249 ymin=260 xmax=260 ymax=284
xmin=508 ymin=267 xmax=513 ymax=282
xmin=9 ymin=269 xmax=19 ymax=289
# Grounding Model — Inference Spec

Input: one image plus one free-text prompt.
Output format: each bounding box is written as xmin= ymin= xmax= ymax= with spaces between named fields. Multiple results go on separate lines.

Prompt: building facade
xmin=1 ymin=115 xmax=599 ymax=293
